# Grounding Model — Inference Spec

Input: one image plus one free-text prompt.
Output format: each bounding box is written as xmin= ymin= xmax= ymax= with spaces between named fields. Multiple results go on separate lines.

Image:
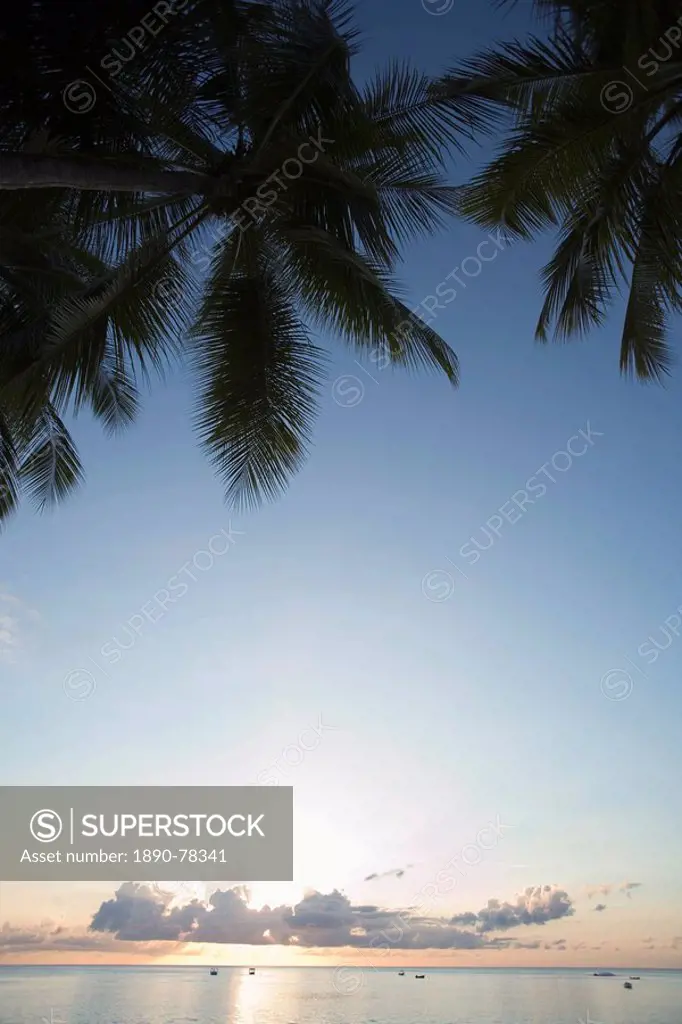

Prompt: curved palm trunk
xmin=0 ymin=153 xmax=212 ymax=194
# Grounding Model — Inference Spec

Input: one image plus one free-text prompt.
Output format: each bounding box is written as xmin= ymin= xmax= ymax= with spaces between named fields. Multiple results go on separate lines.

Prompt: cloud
xmin=0 ymin=618 xmax=18 ymax=659
xmin=586 ymin=884 xmax=612 ymax=899
xmin=0 ymin=589 xmax=39 ymax=662
xmin=450 ymin=912 xmax=477 ymax=927
xmin=364 ymin=865 xmax=413 ymax=882
xmin=87 ymin=882 xmax=575 ymax=951
xmin=593 ymin=904 xmax=607 ymax=912
xmin=89 ymin=884 xmax=485 ymax=950
xmin=586 ymin=881 xmax=642 ymax=901
xmin=90 ymin=883 xmax=275 ymax=945
xmin=450 ymin=886 xmax=574 ymax=933
xmin=0 ymin=604 xmax=19 ymax=660
xmin=0 ymin=921 xmax=180 ymax=959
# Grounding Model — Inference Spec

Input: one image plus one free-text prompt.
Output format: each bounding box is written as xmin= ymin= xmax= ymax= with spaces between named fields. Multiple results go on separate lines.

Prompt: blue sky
xmin=1 ymin=0 xmax=681 ymax=967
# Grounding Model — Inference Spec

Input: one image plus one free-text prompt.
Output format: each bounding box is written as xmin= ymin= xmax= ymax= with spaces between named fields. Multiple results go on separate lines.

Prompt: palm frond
xmin=0 ymin=406 xmax=20 ymax=524
xmin=364 ymin=60 xmax=479 ymax=161
xmin=276 ymin=224 xmax=458 ymax=380
xmin=20 ymin=404 xmax=83 ymax=513
xmin=0 ymin=0 xmax=467 ymax=524
xmin=192 ymin=229 xmax=327 ymax=510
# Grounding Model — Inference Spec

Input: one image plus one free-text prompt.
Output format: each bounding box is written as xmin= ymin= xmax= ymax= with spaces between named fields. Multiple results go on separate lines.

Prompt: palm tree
xmin=444 ymin=0 xmax=682 ymax=382
xmin=0 ymin=0 xmax=476 ymax=526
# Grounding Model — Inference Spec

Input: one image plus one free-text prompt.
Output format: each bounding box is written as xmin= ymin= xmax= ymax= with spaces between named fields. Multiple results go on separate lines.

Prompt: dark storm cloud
xmin=86 ymin=882 xmax=575 ymax=950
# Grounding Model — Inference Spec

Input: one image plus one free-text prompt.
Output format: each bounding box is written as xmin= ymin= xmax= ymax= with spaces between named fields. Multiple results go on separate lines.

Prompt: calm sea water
xmin=1 ymin=967 xmax=680 ymax=1024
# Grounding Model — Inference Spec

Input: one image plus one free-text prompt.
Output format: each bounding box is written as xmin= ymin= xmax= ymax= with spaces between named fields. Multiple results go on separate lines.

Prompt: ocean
xmin=1 ymin=967 xmax=680 ymax=1024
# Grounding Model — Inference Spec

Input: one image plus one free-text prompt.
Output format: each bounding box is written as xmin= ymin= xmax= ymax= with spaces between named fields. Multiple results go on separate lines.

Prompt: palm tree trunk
xmin=0 ymin=153 xmax=211 ymax=194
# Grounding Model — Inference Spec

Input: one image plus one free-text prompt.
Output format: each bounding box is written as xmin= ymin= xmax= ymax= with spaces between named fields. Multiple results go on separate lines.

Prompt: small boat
xmin=210 ymin=968 xmax=218 ymax=976
xmin=629 ymin=976 xmax=640 ymax=980
xmin=415 ymin=974 xmax=425 ymax=979
xmin=624 ymin=982 xmax=632 ymax=989
xmin=398 ymin=971 xmax=404 ymax=976
xmin=249 ymin=968 xmax=255 ymax=975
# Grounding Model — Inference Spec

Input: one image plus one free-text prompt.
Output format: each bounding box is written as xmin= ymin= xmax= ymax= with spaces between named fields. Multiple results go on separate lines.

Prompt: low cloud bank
xmin=87 ymin=882 xmax=575 ymax=950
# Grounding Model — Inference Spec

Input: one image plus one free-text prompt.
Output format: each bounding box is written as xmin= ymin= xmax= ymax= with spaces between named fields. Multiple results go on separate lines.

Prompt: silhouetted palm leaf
xmin=0 ymin=0 xmax=464 ymax=525
xmin=446 ymin=0 xmax=682 ymax=379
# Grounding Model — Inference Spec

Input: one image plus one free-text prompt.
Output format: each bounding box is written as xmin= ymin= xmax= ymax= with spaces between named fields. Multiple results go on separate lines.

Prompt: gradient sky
xmin=1 ymin=0 xmax=681 ymax=969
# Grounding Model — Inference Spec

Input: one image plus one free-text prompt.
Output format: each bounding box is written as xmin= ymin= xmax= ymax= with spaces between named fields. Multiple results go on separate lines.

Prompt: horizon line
xmin=2 ymin=964 xmax=680 ymax=971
